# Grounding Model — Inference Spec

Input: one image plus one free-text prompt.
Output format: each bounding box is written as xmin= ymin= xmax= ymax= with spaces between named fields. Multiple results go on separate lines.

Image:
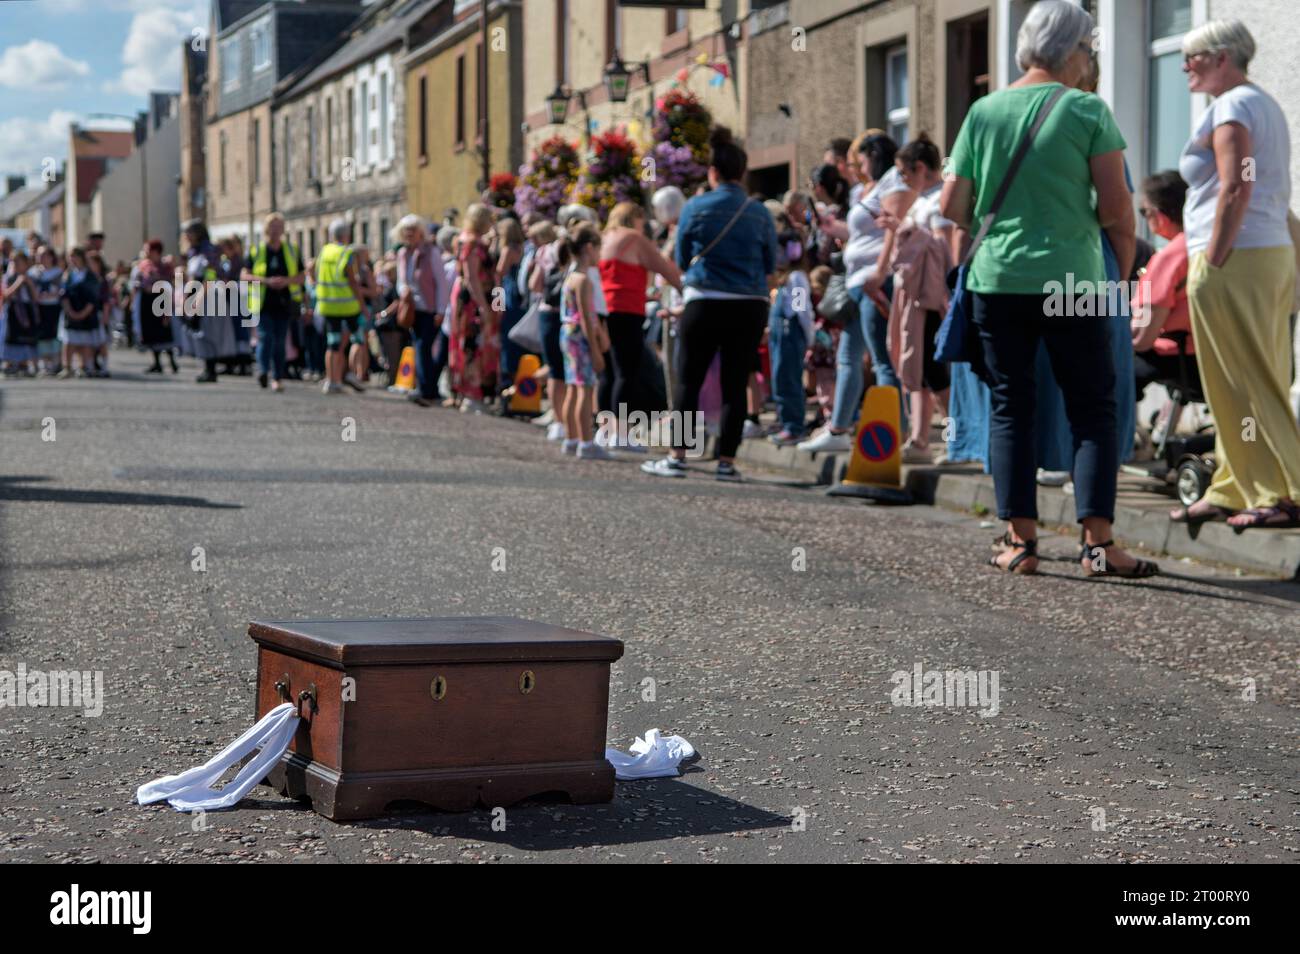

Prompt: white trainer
xmin=577 ymin=442 xmax=615 ymax=460
xmin=797 ymin=429 xmax=851 ymax=453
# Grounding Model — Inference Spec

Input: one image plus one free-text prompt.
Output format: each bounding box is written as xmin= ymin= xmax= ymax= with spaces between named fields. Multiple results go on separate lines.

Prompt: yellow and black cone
xmin=825 ymin=384 xmax=913 ymax=504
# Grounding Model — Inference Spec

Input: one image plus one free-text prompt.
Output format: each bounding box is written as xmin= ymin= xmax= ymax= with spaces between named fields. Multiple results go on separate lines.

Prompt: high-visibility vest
xmin=248 ymin=240 xmax=303 ymax=313
xmin=315 ymin=242 xmax=360 ymax=317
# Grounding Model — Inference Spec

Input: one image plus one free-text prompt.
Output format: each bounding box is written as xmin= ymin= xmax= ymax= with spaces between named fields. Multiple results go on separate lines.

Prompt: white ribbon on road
xmin=605 ymin=729 xmax=697 ymax=780
xmin=136 ymin=703 xmax=300 ymax=812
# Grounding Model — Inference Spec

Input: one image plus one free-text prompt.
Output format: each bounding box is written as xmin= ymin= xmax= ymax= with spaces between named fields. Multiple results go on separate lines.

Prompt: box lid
xmin=248 ymin=616 xmax=624 ymax=668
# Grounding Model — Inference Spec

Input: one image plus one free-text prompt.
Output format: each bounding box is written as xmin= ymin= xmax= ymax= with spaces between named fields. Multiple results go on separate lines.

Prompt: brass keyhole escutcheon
xmin=519 ymin=670 xmax=535 ymax=694
xmin=430 ymin=675 xmax=447 ymax=700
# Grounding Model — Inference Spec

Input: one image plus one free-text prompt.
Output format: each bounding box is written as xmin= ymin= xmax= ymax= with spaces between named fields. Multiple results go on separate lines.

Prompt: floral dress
xmin=449 ymin=233 xmax=499 ymax=401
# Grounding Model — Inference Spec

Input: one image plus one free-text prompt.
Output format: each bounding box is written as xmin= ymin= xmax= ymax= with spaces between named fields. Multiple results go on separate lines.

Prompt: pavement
xmin=0 ymin=351 xmax=1297 ymax=863
xmin=733 ymin=428 xmax=1300 ymax=581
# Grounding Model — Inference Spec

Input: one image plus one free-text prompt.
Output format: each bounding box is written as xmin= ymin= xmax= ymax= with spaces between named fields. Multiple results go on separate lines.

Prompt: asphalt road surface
xmin=1 ymin=353 xmax=1296 ymax=863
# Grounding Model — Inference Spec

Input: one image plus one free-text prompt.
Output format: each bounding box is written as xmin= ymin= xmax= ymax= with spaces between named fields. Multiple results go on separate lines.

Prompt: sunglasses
xmin=1183 ymin=49 xmax=1220 ymax=65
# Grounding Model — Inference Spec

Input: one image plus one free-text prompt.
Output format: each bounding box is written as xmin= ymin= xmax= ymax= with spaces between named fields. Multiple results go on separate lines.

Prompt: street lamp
xmin=545 ymin=86 xmax=591 ymax=144
xmin=602 ymin=53 xmax=650 ymax=104
xmin=546 ymin=85 xmax=571 ymax=126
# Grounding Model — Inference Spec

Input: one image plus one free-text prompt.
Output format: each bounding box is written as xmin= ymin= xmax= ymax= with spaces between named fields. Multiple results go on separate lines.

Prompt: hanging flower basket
xmin=514 ymin=136 xmax=581 ymax=221
xmin=570 ymin=127 xmax=644 ymax=223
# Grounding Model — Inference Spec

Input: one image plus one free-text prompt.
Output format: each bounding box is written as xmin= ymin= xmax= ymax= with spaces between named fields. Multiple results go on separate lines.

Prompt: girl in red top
xmin=598 ymin=202 xmax=681 ymax=447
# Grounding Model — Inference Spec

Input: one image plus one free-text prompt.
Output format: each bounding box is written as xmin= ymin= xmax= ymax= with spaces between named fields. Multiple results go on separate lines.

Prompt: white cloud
xmin=0 ymin=40 xmax=92 ymax=89
xmin=108 ymin=2 xmax=205 ymax=96
xmin=0 ymin=110 xmax=81 ymax=179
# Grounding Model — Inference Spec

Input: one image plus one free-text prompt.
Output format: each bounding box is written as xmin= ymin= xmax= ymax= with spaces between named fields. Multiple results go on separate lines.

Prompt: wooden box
xmin=249 ymin=616 xmax=623 ymax=820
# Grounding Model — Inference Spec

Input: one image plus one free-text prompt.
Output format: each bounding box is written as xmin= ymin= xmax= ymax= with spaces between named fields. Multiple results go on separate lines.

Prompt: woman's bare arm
xmin=1206 ymin=122 xmax=1253 ymax=268
xmin=1091 ymin=149 xmax=1136 ymax=279
xmin=939 ymin=176 xmax=974 ymax=231
xmin=637 ymin=234 xmax=682 ymax=290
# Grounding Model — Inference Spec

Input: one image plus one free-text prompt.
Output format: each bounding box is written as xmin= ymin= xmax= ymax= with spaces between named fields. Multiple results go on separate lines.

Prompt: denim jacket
xmin=674 ymin=182 xmax=777 ymax=297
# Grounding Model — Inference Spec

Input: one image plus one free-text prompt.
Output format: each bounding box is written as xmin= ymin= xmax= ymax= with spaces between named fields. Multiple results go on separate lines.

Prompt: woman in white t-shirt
xmin=799 ymin=132 xmax=914 ymax=453
xmin=1171 ymin=19 xmax=1300 ymax=529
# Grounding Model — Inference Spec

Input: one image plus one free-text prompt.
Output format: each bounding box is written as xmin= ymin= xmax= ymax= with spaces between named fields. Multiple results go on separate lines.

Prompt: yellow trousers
xmin=1187 ymin=246 xmax=1300 ymax=510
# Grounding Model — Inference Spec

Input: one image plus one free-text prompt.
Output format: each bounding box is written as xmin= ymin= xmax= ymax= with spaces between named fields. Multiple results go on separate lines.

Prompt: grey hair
xmin=1183 ymin=19 xmax=1255 ymax=71
xmin=394 ymin=213 xmax=426 ymax=242
xmin=557 ymin=203 xmax=598 ymax=229
xmin=1015 ymin=0 xmax=1094 ymax=74
xmin=651 ymin=185 xmax=686 ymax=224
xmin=435 ymin=224 xmax=458 ymax=253
xmin=328 ymin=217 xmax=352 ymax=242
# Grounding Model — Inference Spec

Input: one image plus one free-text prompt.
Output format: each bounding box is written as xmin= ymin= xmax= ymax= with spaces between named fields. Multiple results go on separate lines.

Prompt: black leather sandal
xmin=1079 ymin=537 xmax=1159 ymax=579
xmin=989 ymin=537 xmax=1038 ymax=574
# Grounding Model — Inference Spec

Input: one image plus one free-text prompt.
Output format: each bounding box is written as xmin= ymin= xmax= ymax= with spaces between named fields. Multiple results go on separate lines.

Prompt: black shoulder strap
xmin=963 ymin=85 xmax=1068 ymax=266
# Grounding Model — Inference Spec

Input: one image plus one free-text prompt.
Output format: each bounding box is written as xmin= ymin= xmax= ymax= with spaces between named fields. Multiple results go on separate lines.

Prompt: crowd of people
xmin=5 ymin=3 xmax=1299 ymax=576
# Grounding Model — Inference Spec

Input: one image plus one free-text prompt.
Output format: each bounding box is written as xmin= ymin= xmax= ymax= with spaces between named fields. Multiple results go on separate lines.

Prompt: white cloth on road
xmin=605 ymin=729 xmax=696 ymax=780
xmin=136 ymin=703 xmax=299 ymax=812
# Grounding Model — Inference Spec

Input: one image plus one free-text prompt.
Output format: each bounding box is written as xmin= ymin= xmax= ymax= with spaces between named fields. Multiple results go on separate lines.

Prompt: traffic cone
xmin=387 ymin=346 xmax=417 ymax=394
xmin=508 ymin=354 xmax=543 ymax=416
xmin=825 ymin=384 xmax=913 ymax=504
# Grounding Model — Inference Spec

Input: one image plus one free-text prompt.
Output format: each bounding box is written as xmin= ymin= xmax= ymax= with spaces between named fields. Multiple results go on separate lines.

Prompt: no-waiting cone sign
xmin=826 ymin=384 xmax=913 ymax=504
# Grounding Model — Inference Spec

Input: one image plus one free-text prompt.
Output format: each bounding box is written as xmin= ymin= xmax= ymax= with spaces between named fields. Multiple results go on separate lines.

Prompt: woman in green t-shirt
xmin=940 ymin=0 xmax=1157 ymax=579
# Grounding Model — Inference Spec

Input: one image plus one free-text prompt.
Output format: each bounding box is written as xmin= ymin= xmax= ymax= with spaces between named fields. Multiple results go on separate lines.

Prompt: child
xmin=0 ymin=252 xmax=38 ymax=378
xmin=768 ymin=214 xmax=814 ymax=445
xmin=558 ymin=223 xmax=610 ymax=460
xmin=33 ymin=247 xmax=63 ymax=376
xmin=807 ymin=265 xmax=838 ymax=429
xmin=59 ymin=249 xmax=101 ymax=378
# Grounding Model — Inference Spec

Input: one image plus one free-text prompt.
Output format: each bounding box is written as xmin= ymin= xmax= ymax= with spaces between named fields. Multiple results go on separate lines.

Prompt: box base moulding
xmin=261 ymin=752 xmax=616 ymax=821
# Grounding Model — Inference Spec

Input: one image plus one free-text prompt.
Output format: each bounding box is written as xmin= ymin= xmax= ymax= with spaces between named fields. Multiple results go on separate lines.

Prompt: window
xmin=556 ymin=0 xmax=569 ymax=86
xmin=219 ymin=131 xmax=227 ymax=194
xmin=666 ymin=8 xmax=688 ymax=35
xmin=282 ymin=116 xmax=291 ymax=191
xmin=325 ymin=97 xmax=333 ymax=174
xmin=357 ymin=80 xmax=369 ymax=165
xmin=1147 ymin=0 xmax=1193 ymax=176
xmin=307 ymin=104 xmax=316 ymax=179
xmin=221 ymin=37 xmax=240 ymax=92
xmin=379 ymin=72 xmax=390 ymax=162
xmin=252 ymin=118 xmax=260 ymax=185
xmin=884 ymin=44 xmax=910 ymax=144
xmin=346 ymin=88 xmax=354 ymax=158
xmin=455 ymin=55 xmax=465 ymax=146
xmin=418 ymin=75 xmax=428 ymax=158
xmin=379 ymin=216 xmax=389 ymax=252
xmin=251 ymin=18 xmax=271 ymax=72
xmin=360 ymin=220 xmax=370 ymax=250
xmin=475 ymin=44 xmax=483 ymax=145
xmin=606 ymin=1 xmax=620 ymax=62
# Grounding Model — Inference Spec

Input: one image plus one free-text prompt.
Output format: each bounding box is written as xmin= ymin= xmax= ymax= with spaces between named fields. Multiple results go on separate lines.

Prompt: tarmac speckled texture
xmin=0 ymin=353 xmax=1296 ymax=863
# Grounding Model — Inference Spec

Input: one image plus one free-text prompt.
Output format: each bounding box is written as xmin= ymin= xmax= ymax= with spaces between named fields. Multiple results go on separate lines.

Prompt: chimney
xmin=5 ymin=175 xmax=26 ymax=195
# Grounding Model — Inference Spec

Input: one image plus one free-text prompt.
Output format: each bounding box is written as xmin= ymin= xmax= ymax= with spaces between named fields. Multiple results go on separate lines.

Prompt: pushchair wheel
xmin=1176 ymin=458 xmax=1212 ymax=507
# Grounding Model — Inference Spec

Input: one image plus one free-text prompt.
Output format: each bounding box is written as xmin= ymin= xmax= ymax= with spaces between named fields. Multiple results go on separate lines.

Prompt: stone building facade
xmin=204 ymin=0 xmax=362 ymax=246
xmin=274 ymin=0 xmax=445 ymax=259
xmin=403 ymin=0 xmax=523 ymax=225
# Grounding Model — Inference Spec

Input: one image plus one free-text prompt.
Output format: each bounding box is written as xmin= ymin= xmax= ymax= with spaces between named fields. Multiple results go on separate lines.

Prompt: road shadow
xmin=241 ymin=773 xmax=788 ymax=851
xmin=1035 ymin=557 xmax=1300 ymax=605
xmin=0 ymin=474 xmax=240 ymax=510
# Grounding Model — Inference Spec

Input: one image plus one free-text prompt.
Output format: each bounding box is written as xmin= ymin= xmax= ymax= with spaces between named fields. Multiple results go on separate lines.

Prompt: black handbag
xmin=816 ymin=273 xmax=857 ymax=327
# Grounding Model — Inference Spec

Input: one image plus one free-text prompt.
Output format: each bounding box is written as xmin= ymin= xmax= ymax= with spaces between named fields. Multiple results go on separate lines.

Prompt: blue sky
xmin=0 ymin=0 xmax=206 ymax=182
